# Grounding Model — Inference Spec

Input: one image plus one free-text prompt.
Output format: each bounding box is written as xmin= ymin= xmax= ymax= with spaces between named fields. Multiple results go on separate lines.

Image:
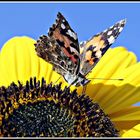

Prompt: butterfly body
xmin=35 ymin=12 xmax=126 ymax=87
xmin=63 ymin=72 xmax=90 ymax=86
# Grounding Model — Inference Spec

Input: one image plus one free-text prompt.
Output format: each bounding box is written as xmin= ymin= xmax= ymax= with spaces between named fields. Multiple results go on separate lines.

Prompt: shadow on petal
xmin=76 ymin=82 xmax=140 ymax=115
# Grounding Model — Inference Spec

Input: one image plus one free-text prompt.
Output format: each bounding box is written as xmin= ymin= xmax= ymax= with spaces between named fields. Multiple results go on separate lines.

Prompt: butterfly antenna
xmin=88 ymin=78 xmax=124 ymax=81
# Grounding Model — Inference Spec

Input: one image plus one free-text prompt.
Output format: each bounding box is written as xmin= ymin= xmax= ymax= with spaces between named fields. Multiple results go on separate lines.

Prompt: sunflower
xmin=0 ymin=36 xmax=140 ymax=137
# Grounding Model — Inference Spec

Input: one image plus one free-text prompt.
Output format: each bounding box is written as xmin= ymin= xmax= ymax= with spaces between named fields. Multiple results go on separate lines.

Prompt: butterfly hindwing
xmin=80 ymin=19 xmax=126 ymax=76
xmin=35 ymin=35 xmax=66 ymax=75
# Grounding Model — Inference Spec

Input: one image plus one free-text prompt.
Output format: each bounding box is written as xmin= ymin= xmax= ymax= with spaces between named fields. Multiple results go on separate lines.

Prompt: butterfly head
xmin=63 ymin=72 xmax=90 ymax=87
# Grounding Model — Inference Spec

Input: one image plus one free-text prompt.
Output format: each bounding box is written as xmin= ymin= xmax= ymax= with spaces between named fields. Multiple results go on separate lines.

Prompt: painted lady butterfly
xmin=35 ymin=12 xmax=126 ymax=87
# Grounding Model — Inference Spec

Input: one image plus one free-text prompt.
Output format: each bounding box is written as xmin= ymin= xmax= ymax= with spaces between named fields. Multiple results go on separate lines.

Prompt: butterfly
xmin=34 ymin=12 xmax=126 ymax=87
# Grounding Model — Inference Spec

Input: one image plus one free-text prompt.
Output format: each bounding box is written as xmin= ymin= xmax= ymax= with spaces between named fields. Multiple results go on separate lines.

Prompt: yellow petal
xmin=119 ymin=62 xmax=140 ymax=86
xmin=85 ymin=47 xmax=137 ymax=99
xmin=0 ymin=46 xmax=9 ymax=86
xmin=122 ymin=124 xmax=140 ymax=137
xmin=113 ymin=120 xmax=140 ymax=133
xmin=99 ymin=84 xmax=140 ymax=114
xmin=0 ymin=37 xmax=37 ymax=86
xmin=110 ymin=106 xmax=140 ymax=121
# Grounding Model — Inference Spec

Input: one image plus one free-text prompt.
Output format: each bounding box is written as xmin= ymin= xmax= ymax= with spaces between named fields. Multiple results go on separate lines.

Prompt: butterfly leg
xmin=53 ymin=76 xmax=61 ymax=85
xmin=82 ymin=84 xmax=87 ymax=95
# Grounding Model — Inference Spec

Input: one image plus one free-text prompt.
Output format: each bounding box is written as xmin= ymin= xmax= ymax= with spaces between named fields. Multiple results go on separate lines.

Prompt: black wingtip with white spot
xmin=48 ymin=12 xmax=66 ymax=37
xmin=101 ymin=18 xmax=127 ymax=45
xmin=118 ymin=18 xmax=127 ymax=25
xmin=116 ymin=19 xmax=127 ymax=32
xmin=57 ymin=12 xmax=63 ymax=17
xmin=57 ymin=12 xmax=66 ymax=23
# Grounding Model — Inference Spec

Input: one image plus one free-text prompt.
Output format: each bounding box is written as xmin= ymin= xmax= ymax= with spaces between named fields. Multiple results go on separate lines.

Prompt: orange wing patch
xmin=53 ymin=28 xmax=71 ymax=48
xmin=98 ymin=39 xmax=106 ymax=49
xmin=79 ymin=35 xmax=108 ymax=75
xmin=86 ymin=35 xmax=106 ymax=51
xmin=62 ymin=47 xmax=78 ymax=63
xmin=89 ymin=58 xmax=95 ymax=65
xmin=86 ymin=35 xmax=102 ymax=47
xmin=85 ymin=50 xmax=92 ymax=61
xmin=84 ymin=35 xmax=106 ymax=60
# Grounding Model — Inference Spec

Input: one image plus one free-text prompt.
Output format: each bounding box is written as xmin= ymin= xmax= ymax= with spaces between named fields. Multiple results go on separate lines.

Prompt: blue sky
xmin=0 ymin=2 xmax=140 ymax=61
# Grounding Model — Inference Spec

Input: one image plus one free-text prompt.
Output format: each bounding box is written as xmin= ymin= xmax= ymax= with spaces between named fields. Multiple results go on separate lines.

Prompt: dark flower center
xmin=0 ymin=77 xmax=119 ymax=137
xmin=3 ymin=100 xmax=75 ymax=137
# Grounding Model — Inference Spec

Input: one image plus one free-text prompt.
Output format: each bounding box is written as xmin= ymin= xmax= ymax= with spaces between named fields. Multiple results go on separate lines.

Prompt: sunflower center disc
xmin=1 ymin=78 xmax=119 ymax=137
xmin=6 ymin=100 xmax=75 ymax=137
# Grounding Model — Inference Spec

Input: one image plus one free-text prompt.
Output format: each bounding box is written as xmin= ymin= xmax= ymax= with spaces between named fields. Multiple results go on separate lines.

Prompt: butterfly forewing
xmin=35 ymin=12 xmax=81 ymax=76
xmin=48 ymin=12 xmax=79 ymax=53
xmin=79 ymin=19 xmax=126 ymax=76
xmin=48 ymin=12 xmax=80 ymax=61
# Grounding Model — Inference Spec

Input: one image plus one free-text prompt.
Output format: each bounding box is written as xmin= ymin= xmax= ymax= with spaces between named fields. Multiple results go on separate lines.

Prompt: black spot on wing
xmin=100 ymin=45 xmax=111 ymax=56
xmin=60 ymin=28 xmax=78 ymax=43
xmin=101 ymin=19 xmax=126 ymax=45
xmin=56 ymin=39 xmax=65 ymax=47
xmin=87 ymin=45 xmax=96 ymax=51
